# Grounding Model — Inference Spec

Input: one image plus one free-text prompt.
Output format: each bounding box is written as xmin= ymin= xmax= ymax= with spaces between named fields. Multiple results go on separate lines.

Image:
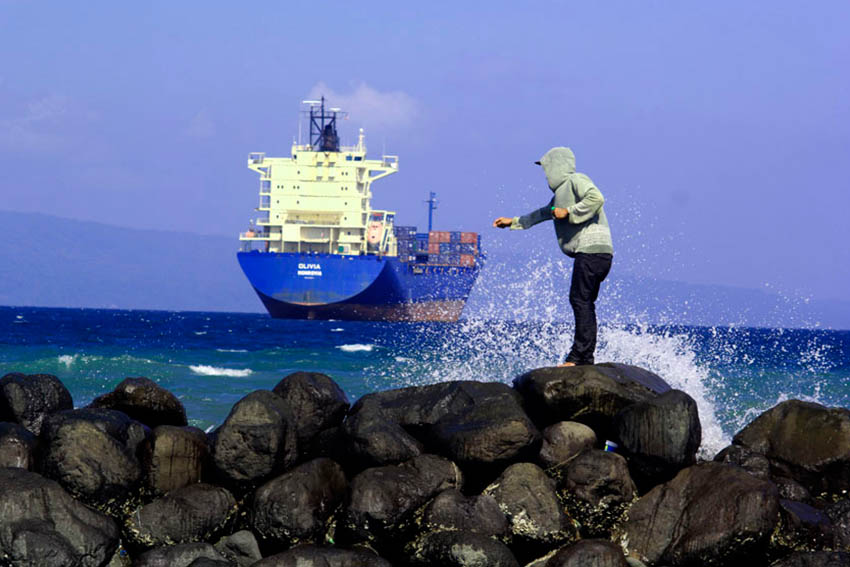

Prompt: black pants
xmin=565 ymin=253 xmax=612 ymax=365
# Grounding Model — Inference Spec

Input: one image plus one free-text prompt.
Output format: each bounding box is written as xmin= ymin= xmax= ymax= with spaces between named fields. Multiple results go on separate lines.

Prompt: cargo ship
xmin=237 ymin=98 xmax=483 ymax=321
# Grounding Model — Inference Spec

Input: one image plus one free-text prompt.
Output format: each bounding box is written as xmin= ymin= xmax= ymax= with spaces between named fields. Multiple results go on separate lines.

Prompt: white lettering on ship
xmin=297 ymin=263 xmax=322 ymax=277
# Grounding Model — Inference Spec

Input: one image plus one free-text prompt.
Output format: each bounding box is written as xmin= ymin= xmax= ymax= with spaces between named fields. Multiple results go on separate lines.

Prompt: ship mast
xmin=425 ymin=191 xmax=438 ymax=232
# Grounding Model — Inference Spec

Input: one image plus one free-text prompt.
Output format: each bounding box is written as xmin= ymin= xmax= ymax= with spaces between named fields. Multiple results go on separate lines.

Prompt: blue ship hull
xmin=237 ymin=251 xmax=481 ymax=321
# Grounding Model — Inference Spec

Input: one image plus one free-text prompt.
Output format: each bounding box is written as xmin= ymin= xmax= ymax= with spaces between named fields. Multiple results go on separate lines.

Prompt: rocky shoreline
xmin=1 ymin=364 xmax=849 ymax=566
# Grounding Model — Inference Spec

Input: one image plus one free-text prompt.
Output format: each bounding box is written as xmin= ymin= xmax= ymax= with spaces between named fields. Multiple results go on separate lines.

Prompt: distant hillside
xmin=1 ymin=211 xmax=848 ymax=328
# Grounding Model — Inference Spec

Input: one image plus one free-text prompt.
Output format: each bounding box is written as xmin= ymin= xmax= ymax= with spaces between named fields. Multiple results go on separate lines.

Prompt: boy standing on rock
xmin=493 ymin=146 xmax=613 ymax=367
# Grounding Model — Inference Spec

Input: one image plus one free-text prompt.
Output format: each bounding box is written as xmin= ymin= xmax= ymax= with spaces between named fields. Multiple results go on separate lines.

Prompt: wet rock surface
xmin=513 ymin=363 xmax=670 ymax=438
xmin=538 ymin=421 xmax=596 ymax=468
xmin=0 ymin=421 xmax=37 ymax=469
xmin=733 ymin=400 xmax=850 ymax=497
xmin=143 ymin=425 xmax=210 ymax=495
xmin=211 ymin=390 xmax=297 ymax=488
xmin=483 ymin=462 xmax=577 ymax=559
xmin=0 ymin=467 xmax=119 ymax=567
xmin=250 ymin=457 xmax=347 ymax=550
xmin=89 ymin=376 xmax=187 ymax=428
xmin=543 ymin=539 xmax=630 ymax=567
xmin=252 ymin=544 xmax=392 ymax=566
xmin=619 ymin=462 xmax=780 ymax=565
xmin=214 ymin=530 xmax=262 ymax=567
xmin=770 ymin=551 xmax=850 ymax=567
xmin=614 ymin=389 xmax=701 ymax=489
xmin=133 ymin=542 xmax=231 ymax=567
xmin=126 ymin=483 xmax=238 ymax=549
xmin=420 ymin=488 xmax=508 ymax=537
xmin=407 ymin=530 xmax=520 ymax=567
xmin=0 ymin=372 xmax=73 ymax=435
xmin=272 ymin=371 xmax=349 ymax=450
xmin=38 ymin=407 xmax=148 ymax=511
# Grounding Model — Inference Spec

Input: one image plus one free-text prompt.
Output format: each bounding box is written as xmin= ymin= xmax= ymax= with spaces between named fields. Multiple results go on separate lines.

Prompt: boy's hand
xmin=492 ymin=217 xmax=513 ymax=228
xmin=552 ymin=207 xmax=569 ymax=219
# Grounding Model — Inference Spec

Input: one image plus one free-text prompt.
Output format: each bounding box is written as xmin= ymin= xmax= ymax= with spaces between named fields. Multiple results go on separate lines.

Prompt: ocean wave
xmin=194 ymin=331 xmax=207 ymax=335
xmin=57 ymin=354 xmax=103 ymax=367
xmin=215 ymin=348 xmax=248 ymax=353
xmin=330 ymin=328 xmax=344 ymax=332
xmin=336 ymin=344 xmax=375 ymax=353
xmin=189 ymin=365 xmax=253 ymax=377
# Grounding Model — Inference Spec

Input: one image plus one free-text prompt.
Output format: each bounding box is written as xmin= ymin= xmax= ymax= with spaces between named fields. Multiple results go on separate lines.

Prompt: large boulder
xmin=38 ymin=408 xmax=148 ymax=512
xmin=341 ymin=454 xmax=462 ymax=545
xmin=512 ymin=364 xmax=670 ymax=439
xmin=538 ymin=421 xmax=596 ymax=469
xmin=419 ymin=489 xmax=508 ymax=537
xmin=483 ymin=462 xmax=578 ymax=559
xmin=713 ymin=444 xmax=771 ymax=480
xmin=250 ymin=457 xmax=347 ymax=549
xmin=0 ymin=421 xmax=37 ymax=469
xmin=143 ymin=425 xmax=209 ymax=496
xmin=211 ymin=390 xmax=297 ymax=488
xmin=733 ymin=400 xmax=850 ymax=497
xmin=772 ymin=499 xmax=835 ymax=555
xmin=0 ymin=468 xmax=119 ymax=567
xmin=272 ymin=372 xmax=349 ymax=451
xmin=541 ymin=539 xmax=629 ymax=567
xmin=88 ymin=377 xmax=187 ymax=428
xmin=613 ymin=389 xmax=701 ymax=489
xmin=618 ymin=462 xmax=780 ymax=565
xmin=126 ymin=483 xmax=237 ymax=549
xmin=407 ymin=530 xmax=519 ymax=567
xmin=252 ymin=544 xmax=392 ymax=567
xmin=825 ymin=498 xmax=850 ymax=549
xmin=133 ymin=542 xmax=231 ymax=567
xmin=550 ymin=449 xmax=636 ymax=538
xmin=0 ymin=372 xmax=73 ymax=435
xmin=343 ymin=381 xmax=539 ymax=473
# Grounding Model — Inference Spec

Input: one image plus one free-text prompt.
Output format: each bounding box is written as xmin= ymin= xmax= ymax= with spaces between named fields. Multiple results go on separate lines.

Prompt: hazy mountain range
xmin=1 ymin=211 xmax=847 ymax=330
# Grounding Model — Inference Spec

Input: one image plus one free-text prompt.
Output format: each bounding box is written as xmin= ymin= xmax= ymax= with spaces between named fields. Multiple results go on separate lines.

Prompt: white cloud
xmin=184 ymin=109 xmax=215 ymax=139
xmin=0 ymin=94 xmax=69 ymax=152
xmin=307 ymin=81 xmax=419 ymax=131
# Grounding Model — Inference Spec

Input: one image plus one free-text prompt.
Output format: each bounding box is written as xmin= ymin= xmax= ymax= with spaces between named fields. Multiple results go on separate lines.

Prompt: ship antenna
xmin=425 ymin=192 xmax=438 ymax=232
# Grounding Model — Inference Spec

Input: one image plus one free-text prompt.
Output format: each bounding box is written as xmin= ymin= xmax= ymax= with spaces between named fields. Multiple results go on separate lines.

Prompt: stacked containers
xmin=424 ymin=230 xmax=479 ymax=265
xmin=394 ymin=226 xmax=417 ymax=262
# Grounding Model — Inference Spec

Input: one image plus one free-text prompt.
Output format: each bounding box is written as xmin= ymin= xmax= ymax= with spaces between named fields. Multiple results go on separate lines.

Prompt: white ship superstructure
xmin=240 ymin=98 xmax=399 ymax=256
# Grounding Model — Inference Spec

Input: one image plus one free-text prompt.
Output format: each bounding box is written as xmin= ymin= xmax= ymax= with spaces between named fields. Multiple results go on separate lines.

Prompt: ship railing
xmin=284 ymin=219 xmax=341 ymax=226
xmin=240 ymin=231 xmax=272 ymax=240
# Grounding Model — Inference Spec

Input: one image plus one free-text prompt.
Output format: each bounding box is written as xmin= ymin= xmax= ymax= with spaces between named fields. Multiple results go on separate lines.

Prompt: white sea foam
xmin=189 ymin=365 xmax=253 ymax=377
xmin=215 ymin=348 xmax=248 ymax=353
xmin=194 ymin=331 xmax=207 ymax=335
xmin=330 ymin=328 xmax=345 ymax=332
xmin=336 ymin=344 xmax=375 ymax=353
xmin=58 ymin=354 xmax=76 ymax=367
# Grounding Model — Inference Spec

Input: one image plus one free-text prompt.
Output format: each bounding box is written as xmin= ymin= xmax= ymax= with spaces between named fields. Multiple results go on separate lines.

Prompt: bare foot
xmin=558 ymin=361 xmax=577 ymax=368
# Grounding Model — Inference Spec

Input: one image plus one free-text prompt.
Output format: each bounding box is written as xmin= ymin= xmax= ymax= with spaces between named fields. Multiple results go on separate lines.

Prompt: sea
xmin=1 ymin=305 xmax=848 ymax=460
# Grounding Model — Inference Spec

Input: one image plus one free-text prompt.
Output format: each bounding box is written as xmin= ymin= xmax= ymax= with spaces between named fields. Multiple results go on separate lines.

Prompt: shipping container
xmin=428 ymin=242 xmax=440 ymax=254
xmin=447 ymin=254 xmax=461 ymax=265
xmin=449 ymin=231 xmax=462 ymax=243
xmin=459 ymin=242 xmax=477 ymax=254
xmin=460 ymin=254 xmax=476 ymax=267
xmin=393 ymin=226 xmax=417 ymax=239
xmin=429 ymin=231 xmax=451 ymax=243
xmin=460 ymin=232 xmax=478 ymax=244
xmin=416 ymin=240 xmax=429 ymax=252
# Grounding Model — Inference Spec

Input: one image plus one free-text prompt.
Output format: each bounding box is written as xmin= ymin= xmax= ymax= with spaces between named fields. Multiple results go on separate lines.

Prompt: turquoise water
xmin=1 ymin=306 xmax=848 ymax=459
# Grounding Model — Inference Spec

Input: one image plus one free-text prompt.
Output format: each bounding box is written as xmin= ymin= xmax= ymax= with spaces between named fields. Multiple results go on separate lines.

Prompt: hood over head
xmin=537 ymin=147 xmax=576 ymax=191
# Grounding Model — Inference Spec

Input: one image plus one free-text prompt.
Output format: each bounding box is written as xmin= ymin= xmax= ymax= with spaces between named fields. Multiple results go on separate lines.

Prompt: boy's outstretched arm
xmin=493 ymin=199 xmax=556 ymax=230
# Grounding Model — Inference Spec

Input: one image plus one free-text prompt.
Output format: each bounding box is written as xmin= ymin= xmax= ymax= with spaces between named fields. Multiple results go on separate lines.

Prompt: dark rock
xmin=483 ymin=462 xmax=578 ymax=558
xmin=342 ymin=454 xmax=462 ymax=545
xmin=343 ymin=381 xmax=539 ymax=472
xmin=544 ymin=539 xmax=629 ymax=567
xmin=38 ymin=408 xmax=148 ymax=511
xmin=550 ymin=449 xmax=636 ymax=538
xmin=187 ymin=559 xmax=233 ymax=567
xmin=407 ymin=530 xmax=519 ymax=567
xmin=251 ymin=457 xmax=347 ymax=549
xmin=614 ymin=389 xmax=701 ymax=489
xmin=512 ymin=364 xmax=670 ymax=438
xmin=733 ymin=400 xmax=850 ymax=497
xmin=772 ymin=499 xmax=835 ymax=555
xmin=126 ymin=483 xmax=237 ymax=549
xmin=252 ymin=544 xmax=392 ymax=567
xmin=774 ymin=476 xmax=812 ymax=502
xmin=770 ymin=551 xmax=850 ymax=567
xmin=825 ymin=499 xmax=850 ymax=549
xmin=0 ymin=421 xmax=37 ymax=469
xmin=538 ymin=421 xmax=596 ymax=468
xmin=133 ymin=542 xmax=230 ymax=567
xmin=0 ymin=468 xmax=119 ymax=567
xmin=89 ymin=377 xmax=187 ymax=428
xmin=420 ymin=489 xmax=508 ymax=537
xmin=714 ymin=444 xmax=771 ymax=479
xmin=211 ymin=390 xmax=297 ymax=487
xmin=618 ymin=462 xmax=779 ymax=565
xmin=0 ymin=372 xmax=73 ymax=435
xmin=214 ymin=530 xmax=262 ymax=567
xmin=143 ymin=425 xmax=209 ymax=495
xmin=272 ymin=371 xmax=349 ymax=446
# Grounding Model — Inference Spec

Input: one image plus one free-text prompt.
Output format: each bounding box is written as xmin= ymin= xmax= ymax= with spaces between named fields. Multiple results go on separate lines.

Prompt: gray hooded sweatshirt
xmin=511 ymin=147 xmax=613 ymax=257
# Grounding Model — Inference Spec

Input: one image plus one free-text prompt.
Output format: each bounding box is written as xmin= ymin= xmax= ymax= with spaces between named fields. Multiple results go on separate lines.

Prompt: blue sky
xmin=1 ymin=1 xmax=848 ymax=302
